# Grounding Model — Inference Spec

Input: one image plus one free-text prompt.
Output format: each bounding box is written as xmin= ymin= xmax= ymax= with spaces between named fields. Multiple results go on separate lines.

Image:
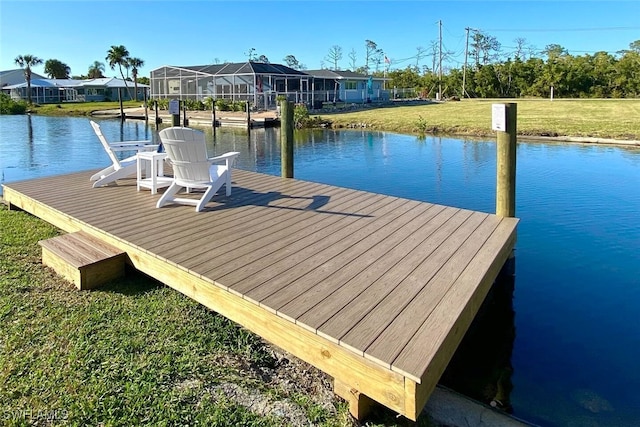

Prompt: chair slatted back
xmin=159 ymin=127 xmax=212 ymax=183
xmin=90 ymin=120 xmax=122 ymax=169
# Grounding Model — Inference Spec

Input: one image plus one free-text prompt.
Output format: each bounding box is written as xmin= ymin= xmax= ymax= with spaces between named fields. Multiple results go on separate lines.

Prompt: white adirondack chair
xmin=156 ymin=127 xmax=240 ymax=212
xmin=90 ymin=120 xmax=158 ymax=188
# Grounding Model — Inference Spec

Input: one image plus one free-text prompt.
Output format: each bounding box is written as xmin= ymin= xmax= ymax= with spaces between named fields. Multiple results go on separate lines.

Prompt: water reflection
xmin=26 ymin=114 xmax=34 ymax=166
xmin=439 ymin=258 xmax=516 ymax=413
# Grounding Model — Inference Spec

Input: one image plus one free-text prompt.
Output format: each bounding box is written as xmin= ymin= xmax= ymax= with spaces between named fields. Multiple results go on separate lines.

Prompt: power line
xmin=481 ymin=26 xmax=640 ymax=32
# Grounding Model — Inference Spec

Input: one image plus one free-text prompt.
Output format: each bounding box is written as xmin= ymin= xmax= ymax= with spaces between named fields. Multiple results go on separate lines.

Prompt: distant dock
xmin=91 ymin=108 xmax=279 ymax=128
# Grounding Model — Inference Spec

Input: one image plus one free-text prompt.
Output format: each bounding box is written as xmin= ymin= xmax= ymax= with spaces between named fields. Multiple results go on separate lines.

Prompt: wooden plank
xmin=39 ymin=231 xmax=126 ymax=290
xmin=91 ymin=180 xmax=286 ymax=249
xmin=184 ymin=190 xmax=371 ymax=276
xmin=203 ymin=193 xmax=391 ymax=287
xmin=161 ymin=184 xmax=352 ymax=265
xmin=337 ymin=211 xmax=488 ymax=357
xmin=316 ymin=208 xmax=472 ymax=347
xmin=263 ymin=202 xmax=437 ymax=314
xmin=121 ymin=176 xmax=320 ymax=245
xmin=363 ymin=214 xmax=501 ymax=374
xmin=291 ymin=205 xmax=450 ymax=331
xmin=126 ymin=178 xmax=329 ymax=252
xmin=243 ymin=198 xmax=425 ymax=304
xmin=392 ymin=220 xmax=517 ymax=380
xmin=222 ymin=196 xmax=406 ymax=297
xmin=39 ymin=235 xmax=95 ymax=268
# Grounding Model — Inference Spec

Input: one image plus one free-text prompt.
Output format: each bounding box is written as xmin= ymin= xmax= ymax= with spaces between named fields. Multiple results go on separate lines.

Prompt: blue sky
xmin=1 ymin=1 xmax=639 ymax=78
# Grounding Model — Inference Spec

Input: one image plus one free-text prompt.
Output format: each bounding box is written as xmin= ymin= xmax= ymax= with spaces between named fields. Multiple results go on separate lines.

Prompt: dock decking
xmin=3 ymin=169 xmax=518 ymax=421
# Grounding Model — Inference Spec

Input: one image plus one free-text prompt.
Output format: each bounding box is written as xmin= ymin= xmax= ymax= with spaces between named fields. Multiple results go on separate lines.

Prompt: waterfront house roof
xmin=75 ymin=77 xmax=150 ymax=88
xmin=154 ymin=61 xmax=307 ymax=77
xmin=0 ymin=69 xmax=47 ymax=87
xmin=3 ymin=78 xmax=73 ymax=89
xmin=305 ymin=69 xmax=376 ymax=80
xmin=3 ymin=77 xmax=148 ymax=90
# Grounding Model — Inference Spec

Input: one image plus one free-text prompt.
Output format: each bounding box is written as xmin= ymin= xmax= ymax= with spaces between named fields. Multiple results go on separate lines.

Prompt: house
xmin=150 ymin=62 xmax=310 ymax=110
xmin=149 ymin=62 xmax=389 ymax=110
xmin=2 ymin=78 xmax=78 ymax=103
xmin=1 ymin=69 xmax=47 ymax=87
xmin=1 ymin=69 xmax=149 ymax=103
xmin=73 ymin=78 xmax=149 ymax=102
xmin=305 ymin=69 xmax=388 ymax=105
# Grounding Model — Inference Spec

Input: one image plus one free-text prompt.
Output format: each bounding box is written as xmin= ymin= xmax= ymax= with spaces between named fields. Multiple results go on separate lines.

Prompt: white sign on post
xmin=168 ymin=99 xmax=180 ymax=115
xmin=492 ymin=103 xmax=506 ymax=132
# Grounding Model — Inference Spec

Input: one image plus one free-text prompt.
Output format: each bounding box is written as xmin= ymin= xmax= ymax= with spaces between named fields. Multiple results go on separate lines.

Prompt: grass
xmin=0 ymin=203 xmax=439 ymax=426
xmin=30 ymin=101 xmax=141 ymax=117
xmin=27 ymin=98 xmax=640 ymax=140
xmin=318 ymin=98 xmax=640 ymax=140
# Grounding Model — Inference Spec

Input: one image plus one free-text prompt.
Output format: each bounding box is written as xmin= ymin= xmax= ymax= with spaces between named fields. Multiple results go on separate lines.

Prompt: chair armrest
xmin=208 ymin=151 xmax=241 ymax=167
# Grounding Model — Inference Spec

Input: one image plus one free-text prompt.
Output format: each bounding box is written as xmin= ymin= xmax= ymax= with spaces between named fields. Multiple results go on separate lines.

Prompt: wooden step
xmin=39 ymin=231 xmax=126 ymax=290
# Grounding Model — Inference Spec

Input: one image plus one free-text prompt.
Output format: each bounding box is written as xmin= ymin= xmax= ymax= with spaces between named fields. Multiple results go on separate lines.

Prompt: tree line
xmin=14 ymin=36 xmax=639 ymax=104
xmin=381 ymin=40 xmax=640 ymax=99
xmin=13 ymin=45 xmax=146 ymax=104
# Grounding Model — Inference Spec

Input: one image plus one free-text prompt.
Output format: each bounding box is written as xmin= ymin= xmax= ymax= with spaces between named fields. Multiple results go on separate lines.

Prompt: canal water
xmin=1 ymin=115 xmax=639 ymax=426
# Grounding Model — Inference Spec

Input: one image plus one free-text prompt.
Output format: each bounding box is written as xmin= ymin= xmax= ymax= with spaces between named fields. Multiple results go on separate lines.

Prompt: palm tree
xmin=127 ymin=57 xmax=145 ymax=101
xmin=87 ymin=61 xmax=105 ymax=78
xmin=105 ymin=45 xmax=132 ymax=99
xmin=14 ymin=54 xmax=43 ymax=104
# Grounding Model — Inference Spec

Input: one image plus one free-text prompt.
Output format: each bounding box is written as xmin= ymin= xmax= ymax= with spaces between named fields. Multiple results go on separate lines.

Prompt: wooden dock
xmin=2 ymin=169 xmax=518 ymax=421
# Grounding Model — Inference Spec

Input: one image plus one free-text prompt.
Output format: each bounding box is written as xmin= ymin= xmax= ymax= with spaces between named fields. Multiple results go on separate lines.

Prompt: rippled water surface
xmin=1 ymin=115 xmax=639 ymax=426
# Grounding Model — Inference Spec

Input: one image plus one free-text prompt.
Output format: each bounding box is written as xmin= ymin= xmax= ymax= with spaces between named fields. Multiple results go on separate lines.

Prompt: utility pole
xmin=462 ymin=27 xmax=470 ymax=98
xmin=438 ymin=20 xmax=442 ymax=101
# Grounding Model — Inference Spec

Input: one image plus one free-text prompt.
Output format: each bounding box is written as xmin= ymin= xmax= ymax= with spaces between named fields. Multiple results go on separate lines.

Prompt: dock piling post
xmin=143 ymin=90 xmax=148 ymax=123
xmin=280 ymin=100 xmax=294 ymax=178
xmin=169 ymin=99 xmax=180 ymax=127
xmin=183 ymin=101 xmax=189 ymax=126
xmin=246 ymin=100 xmax=251 ymax=131
xmin=495 ymin=103 xmax=517 ymax=218
xmin=154 ymin=100 xmax=161 ymax=127
xmin=118 ymin=88 xmax=124 ymax=122
xmin=211 ymin=97 xmax=217 ymax=128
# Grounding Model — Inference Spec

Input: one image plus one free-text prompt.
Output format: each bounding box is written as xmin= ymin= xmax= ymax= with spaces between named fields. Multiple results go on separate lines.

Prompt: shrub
xmin=152 ymin=98 xmax=169 ymax=110
xmin=232 ymin=101 xmax=246 ymax=112
xmin=293 ymin=103 xmax=309 ymax=128
xmin=0 ymin=93 xmax=27 ymax=115
xmin=215 ymin=98 xmax=231 ymax=111
xmin=415 ymin=114 xmax=429 ymax=136
xmin=184 ymin=98 xmax=205 ymax=111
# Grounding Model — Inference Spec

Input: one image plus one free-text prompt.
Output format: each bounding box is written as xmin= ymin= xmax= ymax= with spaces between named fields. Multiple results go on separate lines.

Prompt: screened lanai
xmin=150 ymin=62 xmax=311 ymax=110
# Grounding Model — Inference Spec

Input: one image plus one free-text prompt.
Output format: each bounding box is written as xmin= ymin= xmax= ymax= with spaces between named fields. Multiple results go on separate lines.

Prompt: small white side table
xmin=136 ymin=151 xmax=172 ymax=194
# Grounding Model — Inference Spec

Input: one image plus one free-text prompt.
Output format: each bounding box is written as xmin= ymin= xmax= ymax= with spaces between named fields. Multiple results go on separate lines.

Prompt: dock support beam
xmin=334 ymin=379 xmax=376 ymax=421
xmin=496 ymin=103 xmax=517 ymax=218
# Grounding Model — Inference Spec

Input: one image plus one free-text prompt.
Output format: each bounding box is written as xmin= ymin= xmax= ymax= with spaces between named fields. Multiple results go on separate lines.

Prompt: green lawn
xmin=319 ymin=99 xmax=640 ymax=140
xmin=0 ymin=204 xmax=437 ymax=426
xmin=30 ymin=101 xmax=141 ymax=117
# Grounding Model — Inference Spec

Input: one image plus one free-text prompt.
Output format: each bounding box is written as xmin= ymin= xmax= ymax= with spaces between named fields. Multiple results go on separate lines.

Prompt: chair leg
xmin=90 ymin=165 xmax=115 ymax=181
xmin=156 ymin=183 xmax=182 ymax=208
xmin=92 ymin=164 xmax=137 ymax=188
xmin=225 ymin=172 xmax=232 ymax=196
xmin=195 ymin=179 xmax=225 ymax=212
